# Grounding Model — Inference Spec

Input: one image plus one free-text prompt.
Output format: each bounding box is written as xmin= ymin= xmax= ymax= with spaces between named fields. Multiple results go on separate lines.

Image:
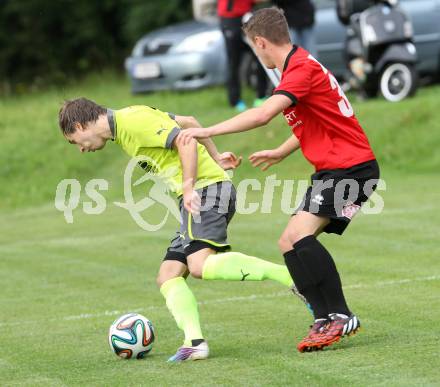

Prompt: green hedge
xmin=0 ymin=0 xmax=192 ymax=93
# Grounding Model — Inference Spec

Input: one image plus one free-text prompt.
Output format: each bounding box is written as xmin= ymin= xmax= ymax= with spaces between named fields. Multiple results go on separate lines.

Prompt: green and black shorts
xmin=164 ymin=181 xmax=236 ymax=265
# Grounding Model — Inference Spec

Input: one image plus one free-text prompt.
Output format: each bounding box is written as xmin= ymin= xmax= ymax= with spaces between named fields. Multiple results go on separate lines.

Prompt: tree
xmin=0 ymin=0 xmax=192 ymax=92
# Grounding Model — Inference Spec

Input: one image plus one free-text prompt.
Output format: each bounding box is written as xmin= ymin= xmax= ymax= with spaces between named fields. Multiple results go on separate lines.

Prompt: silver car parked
xmin=125 ymin=21 xmax=226 ymax=93
xmin=125 ymin=0 xmax=440 ymax=93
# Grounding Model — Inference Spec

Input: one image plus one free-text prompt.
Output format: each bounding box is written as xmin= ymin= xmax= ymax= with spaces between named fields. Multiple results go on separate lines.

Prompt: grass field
xmin=1 ymin=75 xmax=439 ymax=386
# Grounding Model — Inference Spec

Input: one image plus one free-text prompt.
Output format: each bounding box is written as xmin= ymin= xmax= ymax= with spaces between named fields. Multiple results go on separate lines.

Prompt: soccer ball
xmin=108 ymin=313 xmax=155 ymax=359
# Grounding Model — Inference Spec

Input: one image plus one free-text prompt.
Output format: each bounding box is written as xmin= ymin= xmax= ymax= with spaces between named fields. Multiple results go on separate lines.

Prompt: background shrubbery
xmin=0 ymin=0 xmax=192 ymax=92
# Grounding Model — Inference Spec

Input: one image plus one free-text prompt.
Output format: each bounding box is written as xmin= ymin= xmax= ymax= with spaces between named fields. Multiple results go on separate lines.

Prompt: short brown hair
xmin=242 ymin=7 xmax=291 ymax=45
xmin=58 ymin=98 xmax=106 ymax=135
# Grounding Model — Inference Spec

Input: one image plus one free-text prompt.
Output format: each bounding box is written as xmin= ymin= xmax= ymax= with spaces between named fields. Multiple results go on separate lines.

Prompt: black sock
xmin=294 ymin=235 xmax=351 ymax=316
xmin=283 ymin=249 xmax=329 ymax=319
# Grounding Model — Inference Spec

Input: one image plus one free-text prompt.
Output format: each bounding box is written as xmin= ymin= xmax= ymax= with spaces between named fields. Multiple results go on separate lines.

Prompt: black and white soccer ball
xmin=108 ymin=313 xmax=155 ymax=359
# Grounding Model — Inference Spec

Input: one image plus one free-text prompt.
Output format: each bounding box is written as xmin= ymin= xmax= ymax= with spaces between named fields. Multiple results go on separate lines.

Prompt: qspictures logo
xmin=54 ymin=156 xmax=386 ymax=231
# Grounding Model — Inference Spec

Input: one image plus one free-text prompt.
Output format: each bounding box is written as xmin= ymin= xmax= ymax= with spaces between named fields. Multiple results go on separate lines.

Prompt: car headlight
xmin=174 ymin=30 xmax=222 ymax=53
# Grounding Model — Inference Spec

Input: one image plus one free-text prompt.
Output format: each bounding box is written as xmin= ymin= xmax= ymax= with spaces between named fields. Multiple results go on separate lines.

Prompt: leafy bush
xmin=0 ymin=0 xmax=192 ymax=92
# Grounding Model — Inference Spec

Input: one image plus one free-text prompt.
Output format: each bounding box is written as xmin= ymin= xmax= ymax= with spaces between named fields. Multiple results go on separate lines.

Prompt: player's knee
xmin=156 ymin=274 xmax=167 ymax=288
xmin=156 ymin=272 xmax=178 ymax=288
xmin=188 ymin=262 xmax=203 ymax=279
xmin=189 ymin=267 xmax=203 ymax=279
xmin=278 ymin=234 xmax=292 ymax=253
xmin=287 ymin=228 xmax=312 ymax=245
xmin=156 ymin=274 xmax=163 ymax=288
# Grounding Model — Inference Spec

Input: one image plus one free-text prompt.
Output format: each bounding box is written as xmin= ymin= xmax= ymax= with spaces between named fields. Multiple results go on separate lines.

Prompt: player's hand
xmin=216 ymin=152 xmax=242 ymax=170
xmin=183 ymin=189 xmax=201 ymax=215
xmin=179 ymin=128 xmax=211 ymax=145
xmin=248 ymin=149 xmax=283 ymax=171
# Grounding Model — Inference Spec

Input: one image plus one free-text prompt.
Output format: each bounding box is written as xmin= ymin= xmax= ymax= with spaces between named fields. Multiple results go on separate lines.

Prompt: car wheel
xmin=379 ymin=62 xmax=417 ymax=102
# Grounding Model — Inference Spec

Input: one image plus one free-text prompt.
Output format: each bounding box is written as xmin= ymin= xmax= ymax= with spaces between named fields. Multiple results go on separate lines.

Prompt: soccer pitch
xmin=0 ymin=78 xmax=439 ymax=386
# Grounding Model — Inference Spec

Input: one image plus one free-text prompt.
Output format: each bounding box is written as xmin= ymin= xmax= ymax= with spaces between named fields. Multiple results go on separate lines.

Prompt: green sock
xmin=202 ymin=252 xmax=293 ymax=287
xmin=160 ymin=277 xmax=203 ymax=346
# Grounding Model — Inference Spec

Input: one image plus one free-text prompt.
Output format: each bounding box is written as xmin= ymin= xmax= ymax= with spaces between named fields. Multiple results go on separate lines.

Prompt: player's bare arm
xmin=174 ymin=135 xmax=200 ymax=215
xmin=175 ymin=114 xmax=242 ymax=170
xmin=249 ymin=134 xmax=300 ymax=171
xmin=178 ymin=94 xmax=292 ymax=145
xmin=174 ymin=115 xmax=217 ymax=156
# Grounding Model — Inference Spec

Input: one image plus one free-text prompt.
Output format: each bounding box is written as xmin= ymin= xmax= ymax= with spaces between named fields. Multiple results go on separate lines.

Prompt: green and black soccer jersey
xmin=108 ymin=105 xmax=230 ymax=196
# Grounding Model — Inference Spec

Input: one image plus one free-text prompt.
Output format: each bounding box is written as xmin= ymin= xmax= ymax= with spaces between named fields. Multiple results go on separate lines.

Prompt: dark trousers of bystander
xmin=220 ymin=16 xmax=267 ymax=106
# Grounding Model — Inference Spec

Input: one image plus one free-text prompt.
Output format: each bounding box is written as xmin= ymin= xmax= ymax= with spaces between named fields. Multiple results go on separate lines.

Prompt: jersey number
xmin=308 ymin=55 xmax=354 ymax=118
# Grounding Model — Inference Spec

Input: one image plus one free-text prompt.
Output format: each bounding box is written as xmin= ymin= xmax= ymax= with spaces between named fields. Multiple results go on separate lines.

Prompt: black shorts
xmin=164 ymin=181 xmax=236 ymax=265
xmin=296 ymin=159 xmax=380 ymax=235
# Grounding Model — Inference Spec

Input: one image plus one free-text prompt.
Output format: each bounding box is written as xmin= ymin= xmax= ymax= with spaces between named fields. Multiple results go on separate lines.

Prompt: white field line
xmin=1 ymin=204 xmax=438 ymax=247
xmin=0 ymin=275 xmax=439 ymax=328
